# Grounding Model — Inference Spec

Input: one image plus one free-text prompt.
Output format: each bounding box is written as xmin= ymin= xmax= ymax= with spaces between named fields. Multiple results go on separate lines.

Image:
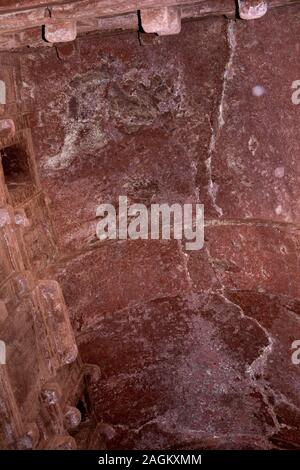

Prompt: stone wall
xmin=0 ymin=53 xmax=94 ymax=450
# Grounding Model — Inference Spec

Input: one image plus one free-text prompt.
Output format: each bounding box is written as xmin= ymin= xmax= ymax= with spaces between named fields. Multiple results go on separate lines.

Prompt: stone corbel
xmin=44 ymin=20 xmax=77 ymax=43
xmin=238 ymin=0 xmax=268 ymax=20
xmin=140 ymin=6 xmax=181 ymax=36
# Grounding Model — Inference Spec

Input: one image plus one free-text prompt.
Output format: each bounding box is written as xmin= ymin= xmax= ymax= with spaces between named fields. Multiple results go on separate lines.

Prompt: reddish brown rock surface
xmin=1 ymin=2 xmax=300 ymax=451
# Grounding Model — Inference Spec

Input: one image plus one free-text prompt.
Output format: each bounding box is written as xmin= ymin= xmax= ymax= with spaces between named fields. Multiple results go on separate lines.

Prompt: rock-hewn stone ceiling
xmin=2 ymin=0 xmax=300 ymax=453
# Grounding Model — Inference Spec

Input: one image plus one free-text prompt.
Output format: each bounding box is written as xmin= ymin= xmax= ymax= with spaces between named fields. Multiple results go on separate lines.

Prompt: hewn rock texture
xmin=1 ymin=1 xmax=300 ymax=450
xmin=0 ymin=53 xmax=90 ymax=450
